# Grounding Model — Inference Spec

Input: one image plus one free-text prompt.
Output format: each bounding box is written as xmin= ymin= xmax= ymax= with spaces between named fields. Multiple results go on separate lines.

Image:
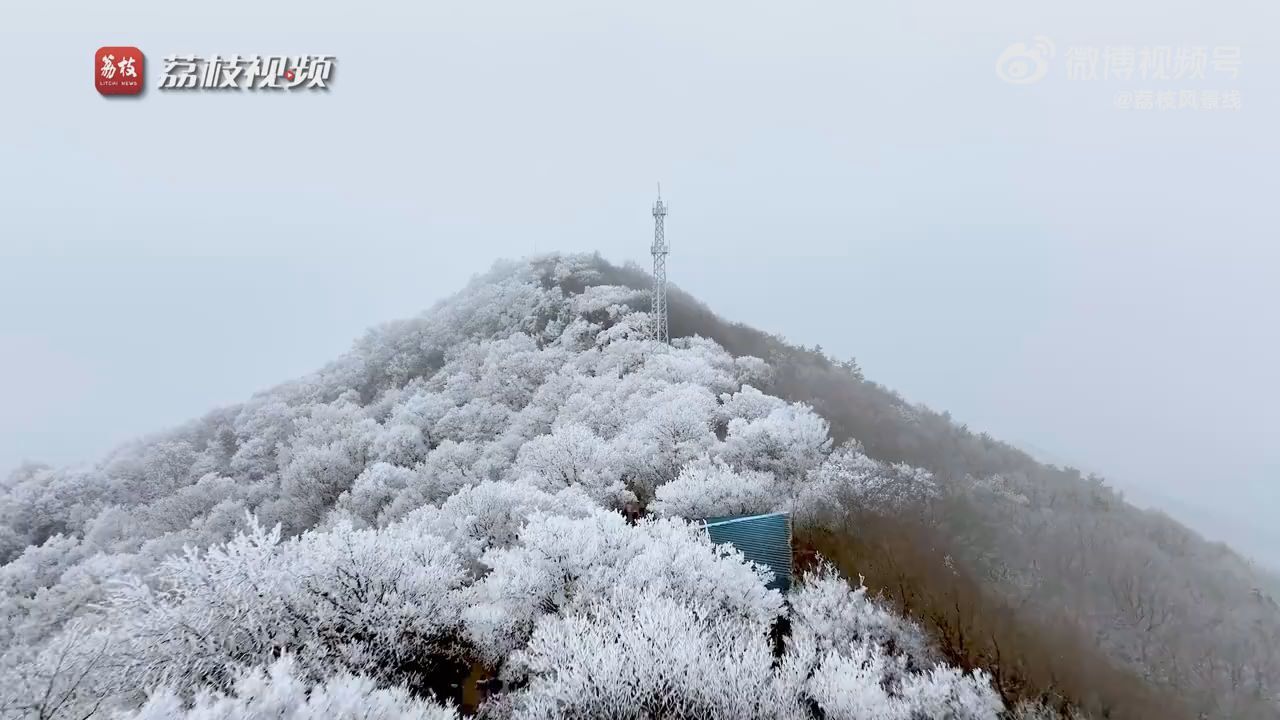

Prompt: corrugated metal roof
xmin=700 ymin=511 xmax=792 ymax=593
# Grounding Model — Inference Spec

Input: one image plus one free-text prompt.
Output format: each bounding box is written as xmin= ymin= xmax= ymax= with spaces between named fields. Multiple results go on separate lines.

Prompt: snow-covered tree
xmin=491 ymin=561 xmax=1002 ymax=720
xmin=611 ymin=385 xmax=718 ymax=500
xmin=795 ymin=443 xmax=939 ymax=528
xmin=368 ymin=423 xmax=429 ymax=467
xmin=650 ymin=455 xmax=778 ymax=519
xmin=778 ymin=565 xmax=1001 ymax=720
xmin=403 ymin=480 xmax=597 ymax=569
xmin=721 ymin=404 xmax=832 ymax=491
xmin=463 ymin=511 xmax=782 ymax=663
xmin=718 ymin=384 xmax=788 ymax=424
xmin=119 ymin=656 xmax=458 ymax=720
xmin=496 ymin=593 xmax=794 ymax=720
xmin=98 ymin=515 xmax=466 ymax=699
xmin=344 ymin=462 xmax=421 ymax=525
xmin=228 ymin=398 xmax=295 ymax=479
xmin=512 ymin=424 xmax=631 ymax=507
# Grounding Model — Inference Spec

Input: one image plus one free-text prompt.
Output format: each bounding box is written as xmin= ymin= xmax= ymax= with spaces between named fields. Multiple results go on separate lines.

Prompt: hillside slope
xmin=0 ymin=253 xmax=1274 ymax=719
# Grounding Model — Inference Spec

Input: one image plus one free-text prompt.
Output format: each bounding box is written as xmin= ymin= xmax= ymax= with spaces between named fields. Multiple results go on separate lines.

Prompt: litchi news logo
xmin=95 ymin=46 xmax=144 ymax=95
xmin=995 ymin=36 xmax=1055 ymax=85
xmin=95 ymin=48 xmax=336 ymax=95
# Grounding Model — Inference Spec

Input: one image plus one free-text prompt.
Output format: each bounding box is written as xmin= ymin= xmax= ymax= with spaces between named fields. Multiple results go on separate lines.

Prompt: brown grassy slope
xmin=799 ymin=512 xmax=1192 ymax=720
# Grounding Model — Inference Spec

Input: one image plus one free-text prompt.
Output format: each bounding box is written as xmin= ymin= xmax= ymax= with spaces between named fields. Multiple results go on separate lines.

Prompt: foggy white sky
xmin=1 ymin=1 xmax=1277 ymax=564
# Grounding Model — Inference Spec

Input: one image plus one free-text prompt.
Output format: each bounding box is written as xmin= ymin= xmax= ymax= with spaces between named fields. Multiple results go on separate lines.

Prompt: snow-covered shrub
xmin=591 ymin=312 xmax=652 ymax=347
xmin=379 ymin=440 xmax=491 ymax=519
xmin=803 ymin=646 xmax=1002 ymax=720
xmin=777 ymin=565 xmax=1001 ymax=720
xmin=785 ymin=563 xmax=934 ymax=671
xmin=368 ymin=423 xmax=429 ymax=467
xmin=717 ymin=384 xmax=787 ymax=424
xmin=101 ymin=515 xmax=466 ymax=696
xmin=650 ymin=455 xmax=778 ymax=519
xmin=227 ymin=398 xmax=295 ymax=479
xmin=387 ymin=389 xmax=453 ymax=442
xmin=897 ymin=665 xmax=1005 ymax=720
xmin=120 ymin=656 xmax=458 ymax=720
xmin=0 ymin=620 xmax=117 ymax=720
xmin=495 ymin=593 xmax=794 ymax=720
xmin=721 ymin=404 xmax=832 ymax=489
xmin=610 ymin=385 xmax=719 ymax=500
xmin=731 ymin=355 xmax=773 ymax=389
xmin=794 ymin=443 xmax=939 ymax=528
xmin=345 ymin=461 xmax=421 ymax=524
xmin=403 ymin=480 xmax=597 ymax=570
xmin=641 ymin=342 xmax=739 ymax=397
xmin=434 ymin=398 xmax=512 ymax=445
xmin=512 ymin=424 xmax=632 ymax=507
xmin=463 ymin=511 xmax=783 ymax=663
xmin=491 ymin=562 xmax=1002 ymax=720
xmin=0 ymin=535 xmax=87 ymax=601
xmin=802 ymin=645 xmax=917 ymax=719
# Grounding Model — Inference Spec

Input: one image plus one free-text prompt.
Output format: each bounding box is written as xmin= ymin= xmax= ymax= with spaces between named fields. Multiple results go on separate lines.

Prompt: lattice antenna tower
xmin=650 ymin=184 xmax=669 ymax=344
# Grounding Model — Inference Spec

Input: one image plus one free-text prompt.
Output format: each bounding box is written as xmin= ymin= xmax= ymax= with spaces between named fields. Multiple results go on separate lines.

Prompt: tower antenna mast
xmin=650 ymin=184 xmax=669 ymax=344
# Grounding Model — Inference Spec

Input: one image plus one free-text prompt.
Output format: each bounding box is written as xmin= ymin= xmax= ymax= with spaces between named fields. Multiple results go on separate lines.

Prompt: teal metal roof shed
xmin=700 ymin=511 xmax=793 ymax=593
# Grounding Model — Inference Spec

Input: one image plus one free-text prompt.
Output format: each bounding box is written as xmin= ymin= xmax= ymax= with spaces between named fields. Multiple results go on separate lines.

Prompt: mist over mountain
xmin=1 ymin=254 xmax=1275 ymax=719
xmin=1011 ymin=440 xmax=1280 ymax=574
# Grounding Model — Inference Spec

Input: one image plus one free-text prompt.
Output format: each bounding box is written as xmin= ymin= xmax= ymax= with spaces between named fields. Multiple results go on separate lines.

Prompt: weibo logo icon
xmin=96 ymin=47 xmax=144 ymax=95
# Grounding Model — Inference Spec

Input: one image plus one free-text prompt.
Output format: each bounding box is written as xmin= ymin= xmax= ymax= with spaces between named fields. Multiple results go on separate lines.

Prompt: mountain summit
xmin=1 ymin=254 xmax=1275 ymax=719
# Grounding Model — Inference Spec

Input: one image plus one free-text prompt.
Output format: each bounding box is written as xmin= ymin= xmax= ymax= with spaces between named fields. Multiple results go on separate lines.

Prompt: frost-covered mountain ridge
xmin=1 ymin=255 xmax=1034 ymax=719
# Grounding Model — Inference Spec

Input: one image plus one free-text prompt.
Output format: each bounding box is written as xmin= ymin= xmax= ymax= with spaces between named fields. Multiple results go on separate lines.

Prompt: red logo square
xmin=95 ymin=47 xmax=144 ymax=95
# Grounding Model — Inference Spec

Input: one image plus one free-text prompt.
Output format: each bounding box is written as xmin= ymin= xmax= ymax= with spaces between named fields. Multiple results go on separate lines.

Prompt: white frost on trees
xmin=721 ymin=404 xmax=833 ymax=489
xmin=650 ymin=455 xmax=778 ymax=519
xmin=795 ymin=443 xmax=939 ymax=528
xmin=512 ymin=424 xmax=632 ymax=508
xmin=0 ymin=255 xmax=1009 ymax=720
xmin=780 ymin=566 xmax=1002 ymax=720
xmin=495 ymin=561 xmax=1001 ymax=720
xmin=497 ymin=594 xmax=792 ymax=720
xmin=100 ymin=515 xmax=466 ymax=698
xmin=462 ymin=511 xmax=782 ymax=663
xmin=119 ymin=656 xmax=458 ymax=720
xmin=403 ymin=480 xmax=598 ymax=570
